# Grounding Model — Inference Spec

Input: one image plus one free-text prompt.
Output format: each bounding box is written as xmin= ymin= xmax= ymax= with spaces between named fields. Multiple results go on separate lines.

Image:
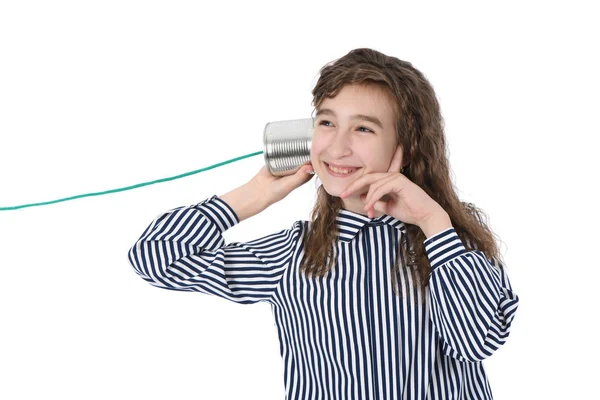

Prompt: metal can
xmin=263 ymin=117 xmax=314 ymax=176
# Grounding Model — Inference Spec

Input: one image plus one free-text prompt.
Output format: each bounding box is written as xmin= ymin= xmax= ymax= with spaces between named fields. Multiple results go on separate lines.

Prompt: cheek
xmin=309 ymin=138 xmax=325 ymax=162
xmin=309 ymin=152 xmax=318 ymax=168
xmin=361 ymin=147 xmax=389 ymax=171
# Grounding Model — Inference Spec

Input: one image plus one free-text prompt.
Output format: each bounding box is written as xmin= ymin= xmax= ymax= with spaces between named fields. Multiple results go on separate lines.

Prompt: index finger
xmin=339 ymin=173 xmax=388 ymax=198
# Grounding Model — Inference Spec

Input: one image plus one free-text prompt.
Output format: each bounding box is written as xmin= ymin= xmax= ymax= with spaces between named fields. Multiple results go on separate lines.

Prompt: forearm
xmin=219 ymin=182 xmax=269 ymax=223
xmin=426 ymin=240 xmax=519 ymax=361
xmin=128 ymin=196 xmax=236 ymax=290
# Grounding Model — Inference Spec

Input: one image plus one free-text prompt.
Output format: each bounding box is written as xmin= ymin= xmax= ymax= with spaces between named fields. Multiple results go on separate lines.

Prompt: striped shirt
xmin=127 ymin=195 xmax=519 ymax=399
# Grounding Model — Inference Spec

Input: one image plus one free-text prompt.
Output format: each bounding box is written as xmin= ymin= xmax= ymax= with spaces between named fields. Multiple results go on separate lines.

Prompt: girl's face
xmin=311 ymin=83 xmax=404 ymax=216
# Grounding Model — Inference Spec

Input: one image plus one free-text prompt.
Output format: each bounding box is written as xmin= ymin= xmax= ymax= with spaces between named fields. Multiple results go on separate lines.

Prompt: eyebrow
xmin=315 ymin=108 xmax=384 ymax=130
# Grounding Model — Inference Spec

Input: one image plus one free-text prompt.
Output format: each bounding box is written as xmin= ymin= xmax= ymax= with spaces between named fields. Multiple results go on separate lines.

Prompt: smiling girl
xmin=127 ymin=48 xmax=519 ymax=399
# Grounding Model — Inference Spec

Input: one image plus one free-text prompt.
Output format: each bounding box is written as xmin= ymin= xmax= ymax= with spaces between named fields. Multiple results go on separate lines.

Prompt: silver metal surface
xmin=263 ymin=117 xmax=314 ymax=176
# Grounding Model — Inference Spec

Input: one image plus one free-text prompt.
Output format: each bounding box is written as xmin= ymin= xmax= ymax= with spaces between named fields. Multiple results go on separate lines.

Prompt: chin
xmin=319 ymin=182 xmax=344 ymax=198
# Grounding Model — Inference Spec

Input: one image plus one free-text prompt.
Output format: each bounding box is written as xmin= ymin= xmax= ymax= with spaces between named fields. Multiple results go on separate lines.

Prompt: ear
xmin=388 ymin=144 xmax=404 ymax=173
xmin=401 ymin=148 xmax=411 ymax=168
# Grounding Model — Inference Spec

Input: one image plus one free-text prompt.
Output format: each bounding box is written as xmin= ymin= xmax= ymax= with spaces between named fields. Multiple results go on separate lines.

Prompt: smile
xmin=324 ymin=162 xmax=360 ymax=177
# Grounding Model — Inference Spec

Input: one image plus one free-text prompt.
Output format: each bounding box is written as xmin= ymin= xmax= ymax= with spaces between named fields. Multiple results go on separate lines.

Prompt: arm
xmin=424 ymin=227 xmax=520 ymax=362
xmin=126 ymin=193 xmax=303 ymax=305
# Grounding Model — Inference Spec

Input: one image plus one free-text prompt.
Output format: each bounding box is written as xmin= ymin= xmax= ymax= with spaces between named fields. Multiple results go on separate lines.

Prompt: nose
xmin=327 ymin=128 xmax=353 ymax=159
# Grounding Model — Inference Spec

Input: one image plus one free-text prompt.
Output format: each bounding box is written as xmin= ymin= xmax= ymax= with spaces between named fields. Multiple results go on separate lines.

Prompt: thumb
xmin=278 ymin=165 xmax=313 ymax=199
xmin=297 ymin=164 xmax=315 ymax=180
xmin=277 ymin=164 xmax=314 ymax=192
xmin=293 ymin=161 xmax=313 ymax=176
xmin=301 ymin=164 xmax=315 ymax=175
xmin=370 ymin=199 xmax=390 ymax=216
xmin=290 ymin=164 xmax=315 ymax=185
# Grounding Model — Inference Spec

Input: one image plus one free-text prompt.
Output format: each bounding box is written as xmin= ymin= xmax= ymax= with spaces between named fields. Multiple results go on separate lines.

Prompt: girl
xmin=127 ymin=48 xmax=519 ymax=399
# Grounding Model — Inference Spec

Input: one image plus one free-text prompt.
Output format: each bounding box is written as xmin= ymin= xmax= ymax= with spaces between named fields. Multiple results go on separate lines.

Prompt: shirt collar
xmin=335 ymin=208 xmax=407 ymax=242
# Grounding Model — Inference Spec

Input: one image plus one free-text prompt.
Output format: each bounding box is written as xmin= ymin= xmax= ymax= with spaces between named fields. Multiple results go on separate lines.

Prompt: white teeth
xmin=332 ymin=168 xmax=353 ymax=174
xmin=328 ymin=164 xmax=356 ymax=174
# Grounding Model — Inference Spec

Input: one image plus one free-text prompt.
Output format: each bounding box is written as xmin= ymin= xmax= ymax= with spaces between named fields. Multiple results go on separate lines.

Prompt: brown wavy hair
xmin=299 ymin=47 xmax=505 ymax=300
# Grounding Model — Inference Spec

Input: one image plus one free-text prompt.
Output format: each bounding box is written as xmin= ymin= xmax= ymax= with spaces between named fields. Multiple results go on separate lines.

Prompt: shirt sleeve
xmin=126 ymin=194 xmax=304 ymax=305
xmin=424 ymin=227 xmax=520 ymax=363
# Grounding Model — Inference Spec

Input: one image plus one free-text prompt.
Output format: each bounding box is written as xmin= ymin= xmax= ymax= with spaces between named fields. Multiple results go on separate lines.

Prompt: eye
xmin=318 ymin=120 xmax=374 ymax=133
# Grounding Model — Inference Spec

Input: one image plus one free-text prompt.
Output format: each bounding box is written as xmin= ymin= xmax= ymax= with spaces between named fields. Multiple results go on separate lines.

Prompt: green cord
xmin=0 ymin=150 xmax=264 ymax=211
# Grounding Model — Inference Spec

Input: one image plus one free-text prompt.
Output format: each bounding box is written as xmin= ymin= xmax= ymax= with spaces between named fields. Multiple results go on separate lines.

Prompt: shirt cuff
xmin=192 ymin=194 xmax=240 ymax=233
xmin=423 ymin=227 xmax=468 ymax=272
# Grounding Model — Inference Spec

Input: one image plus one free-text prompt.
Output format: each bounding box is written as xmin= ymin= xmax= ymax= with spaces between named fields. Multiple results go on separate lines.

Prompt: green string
xmin=0 ymin=150 xmax=263 ymax=211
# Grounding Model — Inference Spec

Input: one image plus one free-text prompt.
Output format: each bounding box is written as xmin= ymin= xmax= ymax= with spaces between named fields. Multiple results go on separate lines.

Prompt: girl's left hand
xmin=339 ymin=146 xmax=446 ymax=226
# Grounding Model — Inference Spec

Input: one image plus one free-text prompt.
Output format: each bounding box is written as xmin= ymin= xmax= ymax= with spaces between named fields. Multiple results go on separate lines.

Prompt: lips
xmin=327 ymin=162 xmax=359 ymax=169
xmin=324 ymin=162 xmax=360 ymax=177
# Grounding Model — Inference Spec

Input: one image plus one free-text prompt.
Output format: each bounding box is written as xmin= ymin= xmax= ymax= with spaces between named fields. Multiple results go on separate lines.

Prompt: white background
xmin=1 ymin=1 xmax=598 ymax=399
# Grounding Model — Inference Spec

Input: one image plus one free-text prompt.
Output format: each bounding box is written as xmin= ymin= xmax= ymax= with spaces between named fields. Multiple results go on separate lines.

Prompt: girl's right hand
xmin=250 ymin=162 xmax=315 ymax=207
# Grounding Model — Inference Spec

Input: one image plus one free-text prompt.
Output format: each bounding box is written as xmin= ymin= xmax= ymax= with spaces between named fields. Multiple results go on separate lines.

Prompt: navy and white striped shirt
xmin=127 ymin=195 xmax=519 ymax=399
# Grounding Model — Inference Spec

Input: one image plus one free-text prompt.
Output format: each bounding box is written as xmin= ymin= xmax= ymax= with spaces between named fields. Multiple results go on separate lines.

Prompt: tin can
xmin=263 ymin=117 xmax=314 ymax=176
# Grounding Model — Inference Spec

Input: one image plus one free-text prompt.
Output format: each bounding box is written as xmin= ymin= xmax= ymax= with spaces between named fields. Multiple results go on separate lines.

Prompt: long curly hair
xmin=299 ymin=48 xmax=505 ymax=301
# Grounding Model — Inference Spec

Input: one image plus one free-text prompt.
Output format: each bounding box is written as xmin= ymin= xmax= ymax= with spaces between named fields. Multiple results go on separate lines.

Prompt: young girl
xmin=127 ymin=48 xmax=519 ymax=399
